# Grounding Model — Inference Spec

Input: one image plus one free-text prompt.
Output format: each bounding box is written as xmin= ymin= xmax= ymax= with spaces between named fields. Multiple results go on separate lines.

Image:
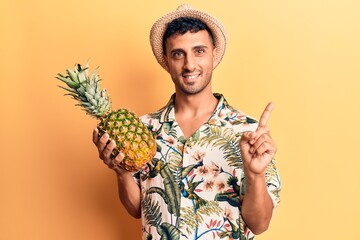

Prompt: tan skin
xmin=163 ymin=31 xmax=219 ymax=139
xmin=240 ymin=102 xmax=276 ymax=234
xmin=93 ymin=30 xmax=277 ymax=234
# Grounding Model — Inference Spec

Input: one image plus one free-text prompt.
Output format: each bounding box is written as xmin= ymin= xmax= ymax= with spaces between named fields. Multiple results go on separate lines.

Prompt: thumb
xmin=240 ymin=132 xmax=253 ymax=151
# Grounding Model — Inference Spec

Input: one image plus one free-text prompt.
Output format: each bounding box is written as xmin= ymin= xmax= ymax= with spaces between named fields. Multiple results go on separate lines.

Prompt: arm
xmin=239 ymin=103 xmax=277 ymax=234
xmin=93 ymin=128 xmax=141 ymax=218
xmin=115 ymin=169 xmax=141 ymax=218
xmin=241 ymin=171 xmax=273 ymax=234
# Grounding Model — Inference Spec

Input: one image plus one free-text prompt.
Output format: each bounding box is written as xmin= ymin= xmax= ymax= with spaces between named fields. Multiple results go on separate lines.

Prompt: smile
xmin=182 ymin=73 xmax=200 ymax=80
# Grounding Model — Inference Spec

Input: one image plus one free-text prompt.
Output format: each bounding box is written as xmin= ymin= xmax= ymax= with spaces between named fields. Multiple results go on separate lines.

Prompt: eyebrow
xmin=193 ymin=45 xmax=208 ymax=49
xmin=170 ymin=45 xmax=209 ymax=54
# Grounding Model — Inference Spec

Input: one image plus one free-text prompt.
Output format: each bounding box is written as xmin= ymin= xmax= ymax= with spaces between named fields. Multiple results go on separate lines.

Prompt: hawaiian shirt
xmin=135 ymin=93 xmax=281 ymax=240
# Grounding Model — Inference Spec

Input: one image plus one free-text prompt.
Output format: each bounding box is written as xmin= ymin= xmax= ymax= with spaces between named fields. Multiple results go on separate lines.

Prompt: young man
xmin=93 ymin=4 xmax=280 ymax=240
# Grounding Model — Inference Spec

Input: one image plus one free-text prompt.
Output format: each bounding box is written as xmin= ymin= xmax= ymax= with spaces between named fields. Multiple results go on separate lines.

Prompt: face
xmin=163 ymin=30 xmax=216 ymax=96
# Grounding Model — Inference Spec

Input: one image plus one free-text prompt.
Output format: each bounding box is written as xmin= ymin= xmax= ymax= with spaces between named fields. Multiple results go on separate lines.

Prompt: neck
xmin=174 ymin=90 xmax=218 ymax=118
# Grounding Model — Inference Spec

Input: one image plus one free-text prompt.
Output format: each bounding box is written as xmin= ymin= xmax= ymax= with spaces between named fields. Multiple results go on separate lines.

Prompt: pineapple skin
xmin=97 ymin=108 xmax=157 ymax=172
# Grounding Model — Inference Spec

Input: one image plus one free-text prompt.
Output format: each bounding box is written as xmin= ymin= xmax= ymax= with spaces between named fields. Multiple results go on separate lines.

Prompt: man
xmin=93 ymin=4 xmax=280 ymax=240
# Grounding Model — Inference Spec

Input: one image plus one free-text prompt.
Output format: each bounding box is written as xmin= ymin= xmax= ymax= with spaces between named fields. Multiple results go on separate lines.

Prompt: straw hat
xmin=150 ymin=4 xmax=227 ymax=71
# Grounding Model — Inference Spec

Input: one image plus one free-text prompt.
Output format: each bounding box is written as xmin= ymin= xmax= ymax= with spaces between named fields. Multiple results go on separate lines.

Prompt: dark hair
xmin=162 ymin=17 xmax=215 ymax=54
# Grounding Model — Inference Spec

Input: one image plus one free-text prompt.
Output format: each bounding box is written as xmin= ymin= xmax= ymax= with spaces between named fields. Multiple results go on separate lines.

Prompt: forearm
xmin=116 ymin=171 xmax=141 ymax=218
xmin=241 ymin=173 xmax=273 ymax=235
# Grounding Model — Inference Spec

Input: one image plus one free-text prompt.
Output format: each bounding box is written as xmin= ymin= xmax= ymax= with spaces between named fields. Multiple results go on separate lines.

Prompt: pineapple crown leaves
xmin=56 ymin=61 xmax=112 ymax=118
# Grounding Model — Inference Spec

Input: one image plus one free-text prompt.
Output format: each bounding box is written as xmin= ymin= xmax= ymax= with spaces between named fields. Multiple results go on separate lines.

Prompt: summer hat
xmin=150 ymin=3 xmax=227 ymax=71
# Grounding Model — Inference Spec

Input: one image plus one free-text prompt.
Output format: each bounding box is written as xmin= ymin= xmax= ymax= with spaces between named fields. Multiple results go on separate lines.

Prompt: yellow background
xmin=1 ymin=0 xmax=359 ymax=239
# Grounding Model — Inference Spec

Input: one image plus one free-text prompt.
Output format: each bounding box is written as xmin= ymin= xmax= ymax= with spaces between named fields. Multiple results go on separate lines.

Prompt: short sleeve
xmin=265 ymin=159 xmax=281 ymax=208
xmin=132 ymin=171 xmax=141 ymax=187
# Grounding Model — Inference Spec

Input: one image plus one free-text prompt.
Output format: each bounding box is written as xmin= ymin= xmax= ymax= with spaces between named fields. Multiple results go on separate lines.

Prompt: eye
xmin=172 ymin=51 xmax=184 ymax=59
xmin=196 ymin=48 xmax=206 ymax=55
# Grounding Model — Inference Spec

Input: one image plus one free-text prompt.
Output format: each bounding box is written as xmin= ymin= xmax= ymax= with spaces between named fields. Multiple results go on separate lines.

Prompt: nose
xmin=183 ymin=54 xmax=196 ymax=72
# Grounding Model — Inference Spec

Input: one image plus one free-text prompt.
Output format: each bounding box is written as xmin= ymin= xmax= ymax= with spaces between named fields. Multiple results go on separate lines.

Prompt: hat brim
xmin=150 ymin=5 xmax=227 ymax=71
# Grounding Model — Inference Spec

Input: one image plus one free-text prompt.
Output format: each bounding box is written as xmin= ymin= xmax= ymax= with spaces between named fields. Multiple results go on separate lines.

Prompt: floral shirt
xmin=135 ymin=93 xmax=281 ymax=240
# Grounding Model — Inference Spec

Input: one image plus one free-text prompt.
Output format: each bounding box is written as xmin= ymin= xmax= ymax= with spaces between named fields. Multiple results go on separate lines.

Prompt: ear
xmin=212 ymin=47 xmax=217 ymax=67
xmin=163 ymin=54 xmax=169 ymax=72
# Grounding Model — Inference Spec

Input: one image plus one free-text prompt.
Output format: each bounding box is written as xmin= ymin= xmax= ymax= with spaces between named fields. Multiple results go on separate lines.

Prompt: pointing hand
xmin=239 ymin=103 xmax=277 ymax=177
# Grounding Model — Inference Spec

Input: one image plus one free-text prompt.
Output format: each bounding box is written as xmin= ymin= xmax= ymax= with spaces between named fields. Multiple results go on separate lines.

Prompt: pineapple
xmin=56 ymin=61 xmax=156 ymax=171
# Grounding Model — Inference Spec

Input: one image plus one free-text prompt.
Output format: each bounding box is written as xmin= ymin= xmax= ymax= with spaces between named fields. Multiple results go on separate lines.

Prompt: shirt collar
xmin=159 ymin=93 xmax=231 ymax=127
xmin=159 ymin=93 xmax=176 ymax=123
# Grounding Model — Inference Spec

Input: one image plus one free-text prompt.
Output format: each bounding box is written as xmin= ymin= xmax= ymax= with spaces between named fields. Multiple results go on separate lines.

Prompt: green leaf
xmin=215 ymin=192 xmax=240 ymax=207
xmin=162 ymin=122 xmax=173 ymax=135
xmin=177 ymin=136 xmax=187 ymax=145
xmin=66 ymin=68 xmax=79 ymax=83
xmin=142 ymin=193 xmax=162 ymax=227
xmin=197 ymin=126 xmax=243 ymax=168
xmin=190 ymin=130 xmax=200 ymax=141
xmin=246 ymin=117 xmax=257 ymax=124
xmin=147 ymin=187 xmax=174 ymax=214
xmin=56 ymin=75 xmax=79 ymax=89
xmin=156 ymin=223 xmax=180 ymax=240
xmin=159 ymin=162 xmax=181 ymax=217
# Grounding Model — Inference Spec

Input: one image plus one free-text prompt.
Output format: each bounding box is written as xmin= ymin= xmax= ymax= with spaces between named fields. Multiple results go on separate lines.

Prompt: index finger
xmin=258 ymin=102 xmax=274 ymax=127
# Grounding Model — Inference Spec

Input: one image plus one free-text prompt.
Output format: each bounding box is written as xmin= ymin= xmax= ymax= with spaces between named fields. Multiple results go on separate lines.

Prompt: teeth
xmin=184 ymin=74 xmax=199 ymax=79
